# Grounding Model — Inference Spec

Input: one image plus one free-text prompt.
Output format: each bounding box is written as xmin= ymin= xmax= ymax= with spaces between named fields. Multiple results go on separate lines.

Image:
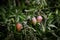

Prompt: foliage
xmin=0 ymin=0 xmax=60 ymax=40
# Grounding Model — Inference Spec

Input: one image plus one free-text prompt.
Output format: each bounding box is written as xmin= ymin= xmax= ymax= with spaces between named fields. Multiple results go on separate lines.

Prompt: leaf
xmin=48 ymin=24 xmax=57 ymax=29
xmin=42 ymin=24 xmax=45 ymax=32
xmin=56 ymin=9 xmax=58 ymax=15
